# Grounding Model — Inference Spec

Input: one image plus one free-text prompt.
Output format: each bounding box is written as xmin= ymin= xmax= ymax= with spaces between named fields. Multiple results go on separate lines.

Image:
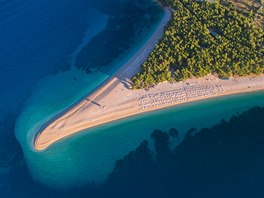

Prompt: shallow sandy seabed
xmin=35 ymin=8 xmax=264 ymax=150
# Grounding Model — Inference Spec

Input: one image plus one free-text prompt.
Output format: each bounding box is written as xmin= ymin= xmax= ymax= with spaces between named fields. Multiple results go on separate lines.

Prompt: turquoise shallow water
xmin=3 ymin=0 xmax=264 ymax=196
xmin=19 ymin=91 xmax=264 ymax=189
xmin=14 ymin=0 xmax=165 ymax=189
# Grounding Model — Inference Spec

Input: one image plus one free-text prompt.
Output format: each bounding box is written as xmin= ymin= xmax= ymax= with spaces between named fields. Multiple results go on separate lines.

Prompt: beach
xmin=34 ymin=7 xmax=264 ymax=151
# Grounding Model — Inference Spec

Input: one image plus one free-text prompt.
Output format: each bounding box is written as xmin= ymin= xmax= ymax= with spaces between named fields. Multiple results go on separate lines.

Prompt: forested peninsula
xmin=132 ymin=0 xmax=264 ymax=89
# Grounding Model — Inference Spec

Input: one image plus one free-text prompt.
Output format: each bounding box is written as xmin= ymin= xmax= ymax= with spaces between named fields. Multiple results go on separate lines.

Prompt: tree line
xmin=132 ymin=0 xmax=264 ymax=89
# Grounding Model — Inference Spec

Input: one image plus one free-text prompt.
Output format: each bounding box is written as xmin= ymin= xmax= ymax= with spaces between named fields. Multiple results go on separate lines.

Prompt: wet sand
xmin=34 ymin=8 xmax=264 ymax=151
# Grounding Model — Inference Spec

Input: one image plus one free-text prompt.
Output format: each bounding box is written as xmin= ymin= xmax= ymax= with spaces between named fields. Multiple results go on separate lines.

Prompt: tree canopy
xmin=132 ymin=0 xmax=264 ymax=89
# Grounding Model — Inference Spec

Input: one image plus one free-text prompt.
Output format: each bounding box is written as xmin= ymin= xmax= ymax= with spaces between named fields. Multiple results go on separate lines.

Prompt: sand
xmin=34 ymin=8 xmax=264 ymax=151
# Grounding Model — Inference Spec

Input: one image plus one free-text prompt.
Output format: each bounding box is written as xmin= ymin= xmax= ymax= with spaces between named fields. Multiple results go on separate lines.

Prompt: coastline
xmin=34 ymin=7 xmax=172 ymax=151
xmin=34 ymin=7 xmax=264 ymax=151
xmin=24 ymin=4 xmax=166 ymax=149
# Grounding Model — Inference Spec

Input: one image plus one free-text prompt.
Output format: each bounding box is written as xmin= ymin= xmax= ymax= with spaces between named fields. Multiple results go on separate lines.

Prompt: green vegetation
xmin=227 ymin=0 xmax=262 ymax=12
xmin=227 ymin=0 xmax=264 ymax=27
xmin=132 ymin=0 xmax=264 ymax=89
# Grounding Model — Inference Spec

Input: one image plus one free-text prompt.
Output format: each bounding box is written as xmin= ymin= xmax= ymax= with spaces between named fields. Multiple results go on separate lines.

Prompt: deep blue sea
xmin=1 ymin=0 xmax=264 ymax=197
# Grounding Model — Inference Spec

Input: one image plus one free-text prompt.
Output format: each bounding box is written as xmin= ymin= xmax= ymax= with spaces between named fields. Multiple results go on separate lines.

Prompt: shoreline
xmin=34 ymin=7 xmax=264 ymax=151
xmin=78 ymin=86 xmax=264 ymax=130
xmin=35 ymin=74 xmax=264 ymax=151
xmin=34 ymin=7 xmax=172 ymax=151
xmin=73 ymin=87 xmax=264 ymax=129
xmin=31 ymin=5 xmax=168 ymax=147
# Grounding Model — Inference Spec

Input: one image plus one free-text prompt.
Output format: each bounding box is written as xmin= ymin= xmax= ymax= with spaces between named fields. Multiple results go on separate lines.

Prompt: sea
xmin=0 ymin=0 xmax=264 ymax=197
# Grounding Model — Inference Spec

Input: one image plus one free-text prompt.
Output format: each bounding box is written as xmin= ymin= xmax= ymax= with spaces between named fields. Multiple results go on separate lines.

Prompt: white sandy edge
xmin=34 ymin=8 xmax=264 ymax=151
